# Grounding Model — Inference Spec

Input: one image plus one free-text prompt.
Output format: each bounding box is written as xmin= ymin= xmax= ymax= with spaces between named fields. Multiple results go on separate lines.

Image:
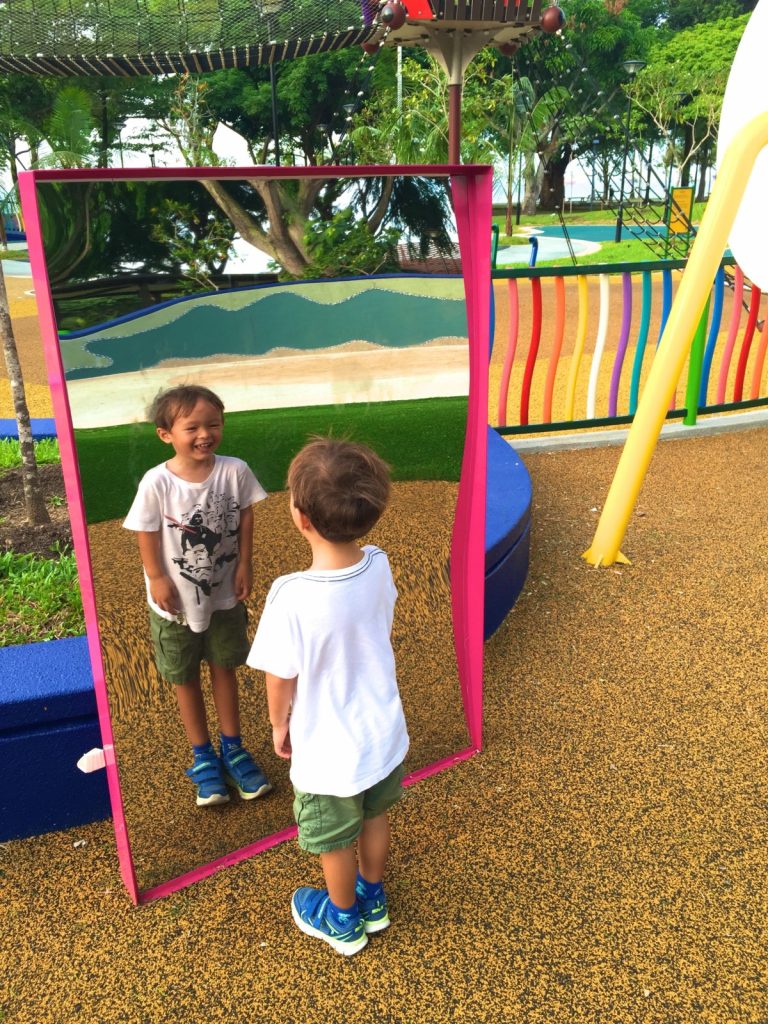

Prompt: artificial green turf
xmin=75 ymin=396 xmax=469 ymax=524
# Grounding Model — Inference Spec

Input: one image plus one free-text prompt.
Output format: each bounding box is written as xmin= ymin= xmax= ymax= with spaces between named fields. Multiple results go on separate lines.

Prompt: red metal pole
xmin=448 ymin=82 xmax=462 ymax=164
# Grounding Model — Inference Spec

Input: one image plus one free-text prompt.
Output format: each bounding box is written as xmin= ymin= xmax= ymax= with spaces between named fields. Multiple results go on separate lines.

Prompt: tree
xmin=513 ymin=0 xmax=652 ymax=209
xmin=145 ymin=72 xmax=454 ymax=278
xmin=0 ymin=267 xmax=49 ymax=525
xmin=200 ymin=49 xmax=373 ymax=166
xmin=631 ymin=15 xmax=748 ymax=191
xmin=0 ymin=74 xmax=55 ymax=185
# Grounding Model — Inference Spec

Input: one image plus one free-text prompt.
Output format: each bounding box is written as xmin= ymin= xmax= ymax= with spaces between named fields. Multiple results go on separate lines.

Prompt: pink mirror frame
xmin=19 ymin=163 xmax=490 ymax=905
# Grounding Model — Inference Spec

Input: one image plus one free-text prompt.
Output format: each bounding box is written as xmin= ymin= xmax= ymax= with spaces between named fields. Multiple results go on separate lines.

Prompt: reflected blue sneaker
xmin=355 ymin=876 xmax=390 ymax=933
xmin=186 ymin=752 xmax=229 ymax=807
xmin=220 ymin=743 xmax=273 ymax=800
xmin=291 ymin=887 xmax=368 ymax=956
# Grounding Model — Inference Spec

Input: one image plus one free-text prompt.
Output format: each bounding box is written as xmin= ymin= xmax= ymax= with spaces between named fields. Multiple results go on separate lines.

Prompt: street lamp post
xmin=614 ymin=59 xmax=646 ymax=244
xmin=263 ymin=0 xmax=282 ymax=166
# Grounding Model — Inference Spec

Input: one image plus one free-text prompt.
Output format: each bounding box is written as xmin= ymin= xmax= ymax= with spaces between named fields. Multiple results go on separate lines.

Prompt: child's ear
xmin=156 ymin=426 xmax=173 ymax=445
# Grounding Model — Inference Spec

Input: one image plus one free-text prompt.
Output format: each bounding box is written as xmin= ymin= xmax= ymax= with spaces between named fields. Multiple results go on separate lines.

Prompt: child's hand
xmin=149 ymin=575 xmax=180 ymax=615
xmin=234 ymin=559 xmax=253 ymax=602
xmin=272 ymin=721 xmax=292 ymax=760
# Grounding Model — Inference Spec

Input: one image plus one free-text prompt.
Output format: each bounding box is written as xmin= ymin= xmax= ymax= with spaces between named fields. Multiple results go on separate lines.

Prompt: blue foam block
xmin=0 ymin=636 xmax=96 ymax=731
xmin=485 ymin=427 xmax=531 ymax=569
xmin=484 ymin=520 xmax=531 ymax=638
xmin=0 ymin=418 xmax=57 ymax=441
xmin=0 ymin=717 xmax=109 ymax=841
xmin=484 ymin=427 xmax=532 ymax=638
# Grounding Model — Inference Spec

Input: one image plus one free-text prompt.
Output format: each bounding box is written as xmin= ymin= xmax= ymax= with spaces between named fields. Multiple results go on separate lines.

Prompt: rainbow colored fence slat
xmin=699 ymin=266 xmax=725 ymax=407
xmin=491 ymin=255 xmax=766 ymax=435
xmin=542 ymin=277 xmax=565 ymax=423
xmin=629 ymin=271 xmax=652 ymax=416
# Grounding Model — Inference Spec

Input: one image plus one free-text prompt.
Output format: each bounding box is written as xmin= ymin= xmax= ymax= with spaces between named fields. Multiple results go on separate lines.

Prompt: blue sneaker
xmin=220 ymin=743 xmax=273 ymax=800
xmin=186 ymin=754 xmax=229 ymax=807
xmin=291 ymin=887 xmax=368 ymax=956
xmin=356 ymin=878 xmax=390 ymax=934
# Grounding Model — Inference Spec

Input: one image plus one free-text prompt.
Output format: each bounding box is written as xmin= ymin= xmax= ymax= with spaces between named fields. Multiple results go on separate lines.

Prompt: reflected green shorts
xmin=293 ymin=763 xmax=405 ymax=855
xmin=148 ymin=603 xmax=249 ymax=685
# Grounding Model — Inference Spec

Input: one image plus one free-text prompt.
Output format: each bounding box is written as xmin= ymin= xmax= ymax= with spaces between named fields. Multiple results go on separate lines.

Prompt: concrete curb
xmin=502 ymin=408 xmax=768 ymax=453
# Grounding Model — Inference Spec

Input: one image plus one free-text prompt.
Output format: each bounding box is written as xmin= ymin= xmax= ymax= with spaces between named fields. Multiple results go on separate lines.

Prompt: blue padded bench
xmin=0 ymin=417 xmax=57 ymax=441
xmin=0 ymin=635 xmax=109 ymax=841
xmin=484 ymin=426 xmax=532 ymax=639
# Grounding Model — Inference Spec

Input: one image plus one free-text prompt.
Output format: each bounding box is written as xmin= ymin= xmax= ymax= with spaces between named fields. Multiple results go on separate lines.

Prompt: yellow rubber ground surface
xmin=3 ymin=427 xmax=768 ymax=1022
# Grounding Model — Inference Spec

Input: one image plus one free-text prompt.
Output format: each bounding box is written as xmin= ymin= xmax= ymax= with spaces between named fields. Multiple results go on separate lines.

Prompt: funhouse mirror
xmin=20 ymin=165 xmax=490 ymax=903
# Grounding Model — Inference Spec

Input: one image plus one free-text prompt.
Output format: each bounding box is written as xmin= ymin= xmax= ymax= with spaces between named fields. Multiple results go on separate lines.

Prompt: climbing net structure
xmin=0 ymin=0 xmax=378 ymax=76
xmin=0 ymin=0 xmax=553 ymax=76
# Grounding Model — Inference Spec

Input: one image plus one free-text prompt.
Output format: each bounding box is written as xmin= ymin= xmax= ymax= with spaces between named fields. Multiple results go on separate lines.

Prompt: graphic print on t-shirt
xmin=164 ymin=492 xmax=240 ymax=603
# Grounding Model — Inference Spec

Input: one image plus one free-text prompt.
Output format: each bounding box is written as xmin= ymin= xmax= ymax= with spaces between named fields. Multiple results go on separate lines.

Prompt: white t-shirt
xmin=123 ymin=455 xmax=266 ymax=632
xmin=247 ymin=545 xmax=409 ymax=797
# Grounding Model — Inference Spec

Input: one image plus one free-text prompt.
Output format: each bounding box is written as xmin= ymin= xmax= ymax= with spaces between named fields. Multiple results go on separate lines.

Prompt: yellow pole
xmin=583 ymin=113 xmax=768 ymax=566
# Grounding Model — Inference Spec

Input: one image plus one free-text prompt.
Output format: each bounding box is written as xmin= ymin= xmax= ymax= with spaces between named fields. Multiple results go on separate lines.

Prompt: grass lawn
xmin=492 ymin=200 xmax=707 ymax=269
xmin=494 ymin=200 xmax=707 ymax=230
xmin=539 ymin=237 xmax=671 ymax=268
xmin=0 ymin=247 xmax=29 ymax=261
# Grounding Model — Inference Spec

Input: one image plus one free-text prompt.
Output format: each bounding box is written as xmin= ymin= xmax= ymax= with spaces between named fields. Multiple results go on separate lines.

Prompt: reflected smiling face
xmin=157 ymin=399 xmax=224 ymax=469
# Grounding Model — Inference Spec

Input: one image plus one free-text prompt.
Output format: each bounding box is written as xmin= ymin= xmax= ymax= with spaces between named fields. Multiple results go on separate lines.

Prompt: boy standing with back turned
xmin=247 ymin=437 xmax=409 ymax=956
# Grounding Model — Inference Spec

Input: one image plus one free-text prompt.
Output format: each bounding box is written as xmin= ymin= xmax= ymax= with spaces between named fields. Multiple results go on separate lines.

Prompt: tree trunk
xmin=0 ymin=266 xmax=49 ymax=525
xmin=99 ymin=89 xmax=109 ymax=169
xmin=538 ymin=144 xmax=571 ymax=213
xmin=696 ymin=140 xmax=709 ymax=202
xmin=680 ymin=123 xmax=694 ymax=188
xmin=522 ymin=158 xmax=544 ymax=216
xmin=201 ymin=179 xmax=310 ymax=277
xmin=505 ymin=147 xmax=515 ymax=236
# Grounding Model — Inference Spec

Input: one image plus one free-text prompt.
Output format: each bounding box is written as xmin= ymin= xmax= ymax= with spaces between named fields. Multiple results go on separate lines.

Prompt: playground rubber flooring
xmin=3 ymin=425 xmax=768 ymax=1022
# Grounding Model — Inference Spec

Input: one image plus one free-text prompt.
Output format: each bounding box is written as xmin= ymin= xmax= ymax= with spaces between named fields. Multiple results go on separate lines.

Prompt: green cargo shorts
xmin=148 ymin=603 xmax=249 ymax=685
xmin=293 ymin=763 xmax=406 ymax=854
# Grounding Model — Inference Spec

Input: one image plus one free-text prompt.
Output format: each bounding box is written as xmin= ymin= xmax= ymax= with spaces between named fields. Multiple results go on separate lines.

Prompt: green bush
xmin=0 ymin=544 xmax=85 ymax=646
xmin=0 ymin=438 xmax=61 ymax=472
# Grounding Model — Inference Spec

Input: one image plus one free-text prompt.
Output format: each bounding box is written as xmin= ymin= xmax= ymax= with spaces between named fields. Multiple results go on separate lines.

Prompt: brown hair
xmin=149 ymin=385 xmax=225 ymax=431
xmin=288 ymin=437 xmax=391 ymax=543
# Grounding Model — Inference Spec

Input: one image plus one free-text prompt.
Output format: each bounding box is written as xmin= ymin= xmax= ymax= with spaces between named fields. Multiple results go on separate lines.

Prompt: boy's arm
xmin=137 ymin=530 xmax=179 ymax=615
xmin=234 ymin=503 xmax=254 ymax=602
xmin=266 ymin=672 xmax=296 ymax=759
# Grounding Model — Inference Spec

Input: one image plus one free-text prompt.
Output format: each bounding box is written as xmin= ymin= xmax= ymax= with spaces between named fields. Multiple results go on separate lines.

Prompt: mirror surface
xmin=35 ymin=172 xmax=472 ymax=893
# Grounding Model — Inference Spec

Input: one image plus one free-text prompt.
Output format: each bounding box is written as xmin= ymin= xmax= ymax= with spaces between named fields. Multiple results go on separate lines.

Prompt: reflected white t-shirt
xmin=123 ymin=455 xmax=266 ymax=632
xmin=247 ymin=545 xmax=409 ymax=797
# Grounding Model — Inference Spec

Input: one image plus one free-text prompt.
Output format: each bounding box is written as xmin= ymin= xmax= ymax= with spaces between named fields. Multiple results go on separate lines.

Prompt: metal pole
xmin=270 ymin=63 xmax=280 ymax=166
xmin=447 ymin=33 xmax=463 ymax=164
xmin=397 ymin=45 xmax=403 ymax=110
xmin=516 ymin=149 xmax=523 ymax=225
xmin=662 ymin=139 xmax=674 ymax=259
xmin=614 ymin=90 xmax=633 ymax=244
